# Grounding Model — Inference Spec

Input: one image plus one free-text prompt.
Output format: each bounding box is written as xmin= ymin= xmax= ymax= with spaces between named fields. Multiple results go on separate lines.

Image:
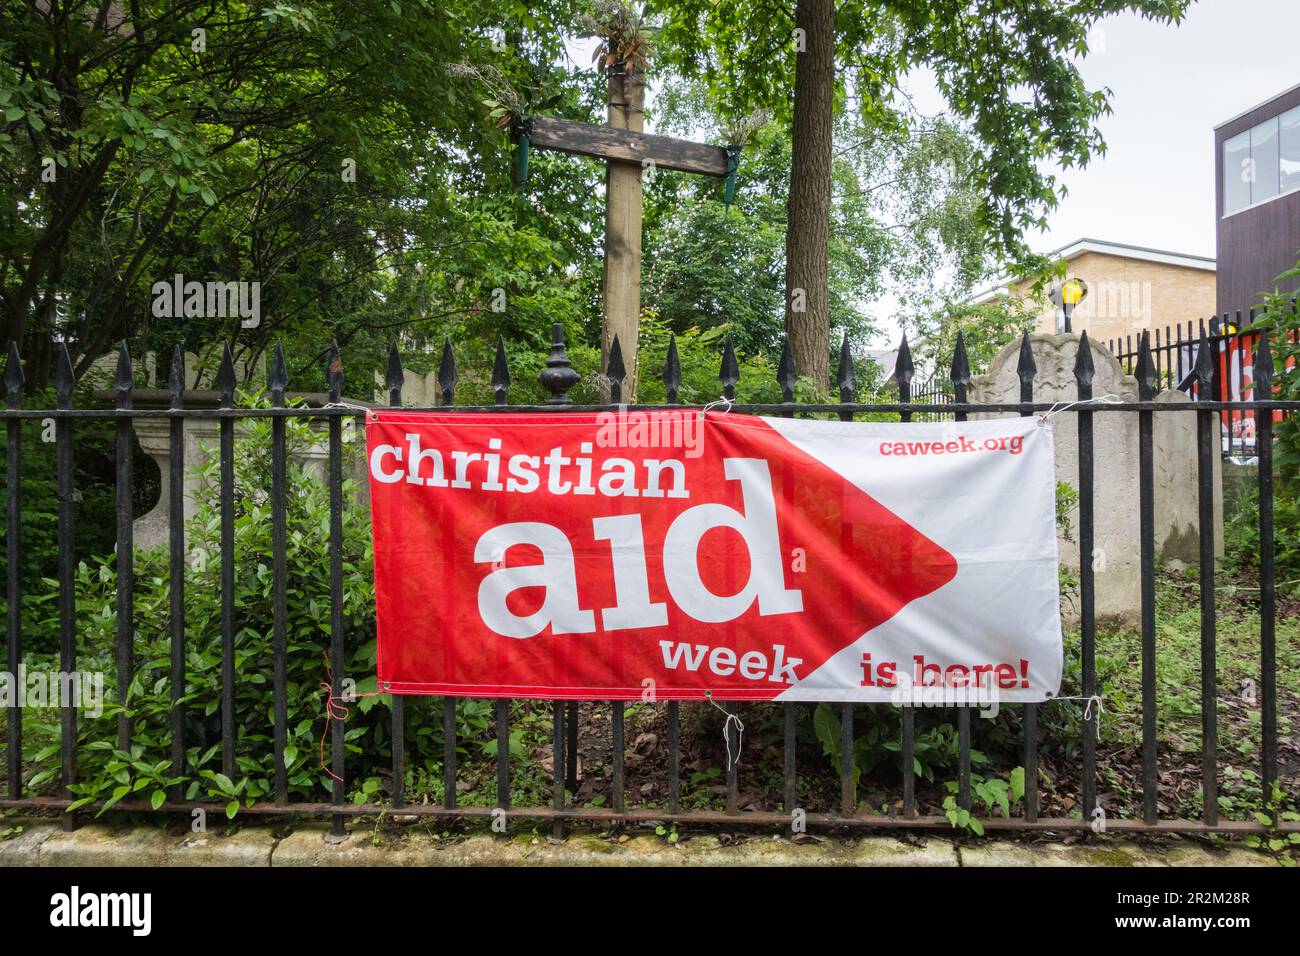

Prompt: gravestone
xmin=971 ymin=332 xmax=1222 ymax=621
xmin=95 ymin=351 xmax=368 ymax=551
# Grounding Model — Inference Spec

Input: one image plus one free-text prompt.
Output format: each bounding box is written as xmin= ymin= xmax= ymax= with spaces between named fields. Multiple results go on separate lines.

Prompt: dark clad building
xmin=1215 ymin=84 xmax=1300 ymax=315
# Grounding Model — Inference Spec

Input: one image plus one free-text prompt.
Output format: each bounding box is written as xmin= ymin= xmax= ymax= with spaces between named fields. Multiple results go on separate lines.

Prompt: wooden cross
xmin=519 ymin=64 xmax=732 ymax=399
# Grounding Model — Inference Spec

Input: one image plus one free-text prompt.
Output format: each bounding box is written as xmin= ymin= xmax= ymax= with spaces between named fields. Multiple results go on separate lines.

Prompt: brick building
xmin=970 ymin=238 xmax=1217 ymax=345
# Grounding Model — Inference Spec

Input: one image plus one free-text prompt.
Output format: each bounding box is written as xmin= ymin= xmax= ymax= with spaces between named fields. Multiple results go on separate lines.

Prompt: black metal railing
xmin=0 ymin=325 xmax=1295 ymax=837
xmin=1106 ymin=310 xmax=1298 ymax=459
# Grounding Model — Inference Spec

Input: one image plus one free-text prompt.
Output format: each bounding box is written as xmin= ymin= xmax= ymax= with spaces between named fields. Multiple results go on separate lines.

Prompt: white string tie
xmin=699 ymin=395 xmax=734 ymax=418
xmin=1036 ymin=394 xmax=1121 ymax=427
xmin=1047 ymin=694 xmax=1105 ymax=737
xmin=324 ymin=400 xmax=379 ymax=421
xmin=705 ymin=693 xmax=745 ymax=771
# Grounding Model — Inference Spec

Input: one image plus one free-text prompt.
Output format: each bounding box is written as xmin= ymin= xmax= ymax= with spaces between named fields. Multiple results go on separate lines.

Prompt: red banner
xmin=367 ymin=410 xmax=1062 ymax=702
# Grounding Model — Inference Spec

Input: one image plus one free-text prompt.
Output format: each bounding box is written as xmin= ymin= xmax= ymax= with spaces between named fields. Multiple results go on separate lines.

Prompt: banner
xmin=367 ymin=410 xmax=1062 ymax=703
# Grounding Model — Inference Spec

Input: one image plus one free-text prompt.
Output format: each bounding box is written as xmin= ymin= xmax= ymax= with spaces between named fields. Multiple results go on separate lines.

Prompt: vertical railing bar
xmin=490 ymin=340 xmax=509 ymax=818
xmin=442 ymin=697 xmax=456 ymax=812
xmin=612 ymin=701 xmax=625 ymax=814
xmin=1154 ymin=327 xmax=1163 ymax=391
xmin=54 ymin=344 xmax=77 ymax=830
xmin=1017 ymin=333 xmax=1039 ymax=823
xmin=565 ymin=701 xmax=579 ymax=797
xmin=1194 ymin=334 xmax=1219 ymax=825
xmin=605 ymin=336 xmax=628 ymax=819
xmin=783 ymin=703 xmax=796 ymax=815
xmin=270 ymin=345 xmax=289 ymax=804
xmin=835 ymin=333 xmax=856 ymax=817
xmin=951 ymin=333 xmax=972 ymax=813
xmin=895 ymin=336 xmax=916 ymax=818
xmin=385 ymin=343 xmax=406 ymax=811
xmin=725 ymin=701 xmax=739 ymax=815
xmin=840 ymin=703 xmax=854 ymax=815
xmin=667 ymin=700 xmax=680 ymax=813
xmin=1256 ymin=332 xmax=1277 ymax=808
xmin=325 ymin=346 xmax=346 ymax=837
xmin=436 ymin=340 xmax=458 ymax=820
xmin=1252 ymin=331 xmax=1278 ymax=816
xmin=216 ymin=344 xmax=236 ymax=781
xmin=5 ymin=345 xmax=22 ymax=799
xmin=662 ymin=339 xmax=682 ymax=816
xmin=167 ymin=348 xmax=186 ymax=798
xmin=1233 ymin=323 xmax=1246 ymax=457
xmin=552 ymin=700 xmax=565 ymax=839
xmin=495 ymin=697 xmax=509 ymax=812
xmin=1075 ymin=333 xmax=1098 ymax=822
xmin=1174 ymin=324 xmax=1184 ymax=391
xmin=114 ymin=343 xmax=135 ymax=752
xmin=1136 ymin=333 xmax=1159 ymax=825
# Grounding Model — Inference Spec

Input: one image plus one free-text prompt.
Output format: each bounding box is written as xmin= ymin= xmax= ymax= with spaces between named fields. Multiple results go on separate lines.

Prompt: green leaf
xmin=151 ymin=789 xmax=166 ymax=810
xmin=1009 ymin=767 xmax=1025 ymax=804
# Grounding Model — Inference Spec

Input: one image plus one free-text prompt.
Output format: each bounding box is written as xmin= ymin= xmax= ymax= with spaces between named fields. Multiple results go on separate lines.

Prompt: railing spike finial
xmin=168 ymin=345 xmax=185 ymax=406
xmin=606 ymin=334 xmax=626 ymax=405
xmin=491 ymin=336 xmax=511 ymax=405
xmin=114 ymin=340 xmax=134 ymax=396
xmin=54 ymin=340 xmax=75 ymax=404
xmin=269 ymin=341 xmax=288 ymax=396
xmin=1017 ymin=331 xmax=1037 ymax=386
xmin=5 ymin=342 xmax=25 ymax=400
xmin=949 ymin=330 xmax=971 ymax=389
xmin=893 ymin=334 xmax=914 ymax=392
xmin=836 ymin=331 xmax=854 ymax=401
xmin=326 ymin=341 xmax=343 ymax=403
xmin=1073 ymin=331 xmax=1095 ymax=388
xmin=1253 ymin=329 xmax=1274 ymax=392
xmin=663 ymin=333 xmax=681 ymax=404
xmin=437 ymin=337 xmax=457 ymax=405
xmin=539 ymin=322 xmax=579 ymax=405
xmin=777 ymin=335 xmax=797 ymax=403
xmin=216 ymin=341 xmax=236 ymax=406
xmin=1134 ymin=331 xmax=1156 ymax=400
xmin=718 ymin=333 xmax=739 ymax=401
xmin=1193 ymin=331 xmax=1214 ymax=392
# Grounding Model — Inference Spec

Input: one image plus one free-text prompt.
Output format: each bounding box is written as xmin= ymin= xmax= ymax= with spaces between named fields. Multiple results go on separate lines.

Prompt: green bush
xmin=1233 ymin=266 xmax=1300 ymax=593
xmin=20 ymin=395 xmax=417 ymax=815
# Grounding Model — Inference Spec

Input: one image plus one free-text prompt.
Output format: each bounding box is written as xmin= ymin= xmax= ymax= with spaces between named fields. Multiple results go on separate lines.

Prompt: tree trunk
xmin=785 ymin=0 xmax=835 ymax=393
xmin=602 ymin=61 xmax=646 ymax=400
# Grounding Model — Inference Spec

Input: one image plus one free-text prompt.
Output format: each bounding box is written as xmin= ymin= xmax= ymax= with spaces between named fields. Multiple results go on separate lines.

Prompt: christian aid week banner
xmin=366 ymin=410 xmax=1063 ymax=703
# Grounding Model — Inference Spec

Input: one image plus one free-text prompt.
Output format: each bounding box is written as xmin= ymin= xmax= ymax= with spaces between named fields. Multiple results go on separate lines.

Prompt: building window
xmin=1252 ymin=117 xmax=1281 ymax=204
xmin=1224 ymin=131 xmax=1251 ymax=214
xmin=1281 ymin=105 xmax=1300 ymax=194
xmin=1223 ymin=107 xmax=1300 ymax=215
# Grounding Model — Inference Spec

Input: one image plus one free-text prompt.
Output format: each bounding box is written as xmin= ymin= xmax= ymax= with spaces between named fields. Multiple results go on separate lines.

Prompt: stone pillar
xmin=131 ymin=409 xmax=362 ymax=551
xmin=132 ymin=417 xmax=219 ymax=552
xmin=971 ymin=332 xmax=1222 ymax=621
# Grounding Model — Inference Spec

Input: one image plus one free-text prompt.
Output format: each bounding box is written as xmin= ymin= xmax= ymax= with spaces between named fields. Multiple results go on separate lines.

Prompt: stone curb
xmin=0 ymin=822 xmax=1281 ymax=867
